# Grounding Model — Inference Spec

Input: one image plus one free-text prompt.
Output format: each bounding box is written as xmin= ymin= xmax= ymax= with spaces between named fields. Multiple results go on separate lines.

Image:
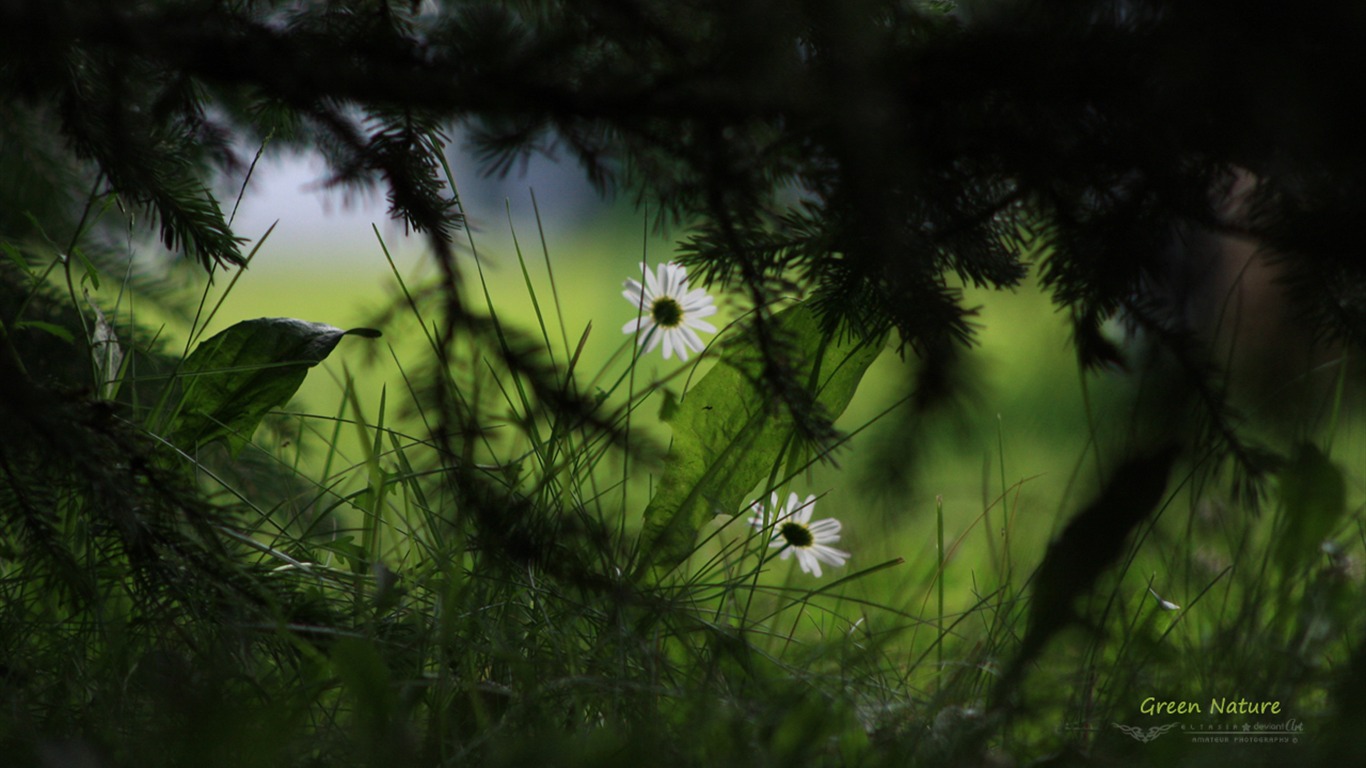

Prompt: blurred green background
xmin=181 ymin=145 xmax=1366 ymax=640
xmin=167 ymin=147 xmax=1148 ymax=614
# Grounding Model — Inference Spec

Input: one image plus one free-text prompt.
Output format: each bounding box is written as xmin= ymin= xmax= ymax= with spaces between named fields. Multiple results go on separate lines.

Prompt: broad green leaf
xmin=634 ymin=302 xmax=885 ymax=579
xmin=169 ymin=317 xmax=381 ymax=454
xmin=14 ymin=320 xmax=74 ymax=343
xmin=1274 ymin=443 xmax=1346 ymax=576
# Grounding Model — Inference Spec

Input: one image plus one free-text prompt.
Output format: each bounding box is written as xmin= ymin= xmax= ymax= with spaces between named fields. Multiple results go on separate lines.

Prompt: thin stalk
xmin=937 ymin=493 xmax=946 ymax=693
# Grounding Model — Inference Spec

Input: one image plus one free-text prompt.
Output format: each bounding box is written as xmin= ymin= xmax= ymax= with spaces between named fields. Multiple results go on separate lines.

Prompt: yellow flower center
xmin=780 ymin=521 xmax=813 ymax=548
xmin=650 ymin=296 xmax=683 ymax=328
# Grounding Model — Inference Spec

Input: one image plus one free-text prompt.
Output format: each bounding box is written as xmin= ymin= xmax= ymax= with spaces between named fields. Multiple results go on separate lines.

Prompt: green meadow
xmin=8 ymin=188 xmax=1350 ymax=767
xmin=7 ymin=3 xmax=1366 ymax=766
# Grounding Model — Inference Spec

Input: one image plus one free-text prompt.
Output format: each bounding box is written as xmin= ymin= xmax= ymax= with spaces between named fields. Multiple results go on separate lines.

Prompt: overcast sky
xmin=227 ymin=139 xmax=617 ymax=269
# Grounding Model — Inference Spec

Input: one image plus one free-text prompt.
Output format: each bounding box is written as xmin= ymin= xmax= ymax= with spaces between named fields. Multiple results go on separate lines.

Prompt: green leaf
xmin=169 ymin=317 xmax=381 ymax=454
xmin=1274 ymin=443 xmax=1346 ymax=576
xmin=318 ymin=536 xmax=370 ymax=575
xmin=14 ymin=320 xmax=74 ymax=343
xmin=1 ymin=241 xmax=31 ymax=272
xmin=657 ymin=387 xmax=680 ymax=421
xmin=634 ymin=302 xmax=884 ymax=579
xmin=70 ymin=246 xmax=100 ymax=290
xmin=330 ymin=637 xmax=397 ymax=746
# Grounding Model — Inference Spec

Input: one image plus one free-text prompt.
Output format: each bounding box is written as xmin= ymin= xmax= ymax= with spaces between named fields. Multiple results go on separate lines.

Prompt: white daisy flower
xmin=621 ymin=261 xmax=718 ymax=361
xmin=748 ymin=492 xmax=850 ymax=578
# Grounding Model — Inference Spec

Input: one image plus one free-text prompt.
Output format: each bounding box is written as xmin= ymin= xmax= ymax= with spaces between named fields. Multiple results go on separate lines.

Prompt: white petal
xmin=643 ymin=328 xmax=663 ymax=353
xmin=673 ymin=331 xmax=693 ymax=361
xmin=808 ymin=518 xmax=842 ymax=538
xmin=661 ymin=331 xmax=676 ymax=360
xmin=811 ymin=544 xmax=850 ymax=567
xmin=641 ymin=263 xmax=659 ymax=296
xmin=681 ymin=287 xmax=713 ymax=308
xmin=665 ymin=260 xmax=688 ymax=283
xmin=679 ymin=326 xmax=705 ymax=355
xmin=685 ymin=301 xmax=718 ymax=319
xmin=657 ymin=263 xmax=675 ymax=298
xmin=623 ymin=317 xmax=648 ymax=334
xmin=796 ymin=550 xmax=823 ymax=577
xmin=686 ymin=317 xmax=718 ymax=335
